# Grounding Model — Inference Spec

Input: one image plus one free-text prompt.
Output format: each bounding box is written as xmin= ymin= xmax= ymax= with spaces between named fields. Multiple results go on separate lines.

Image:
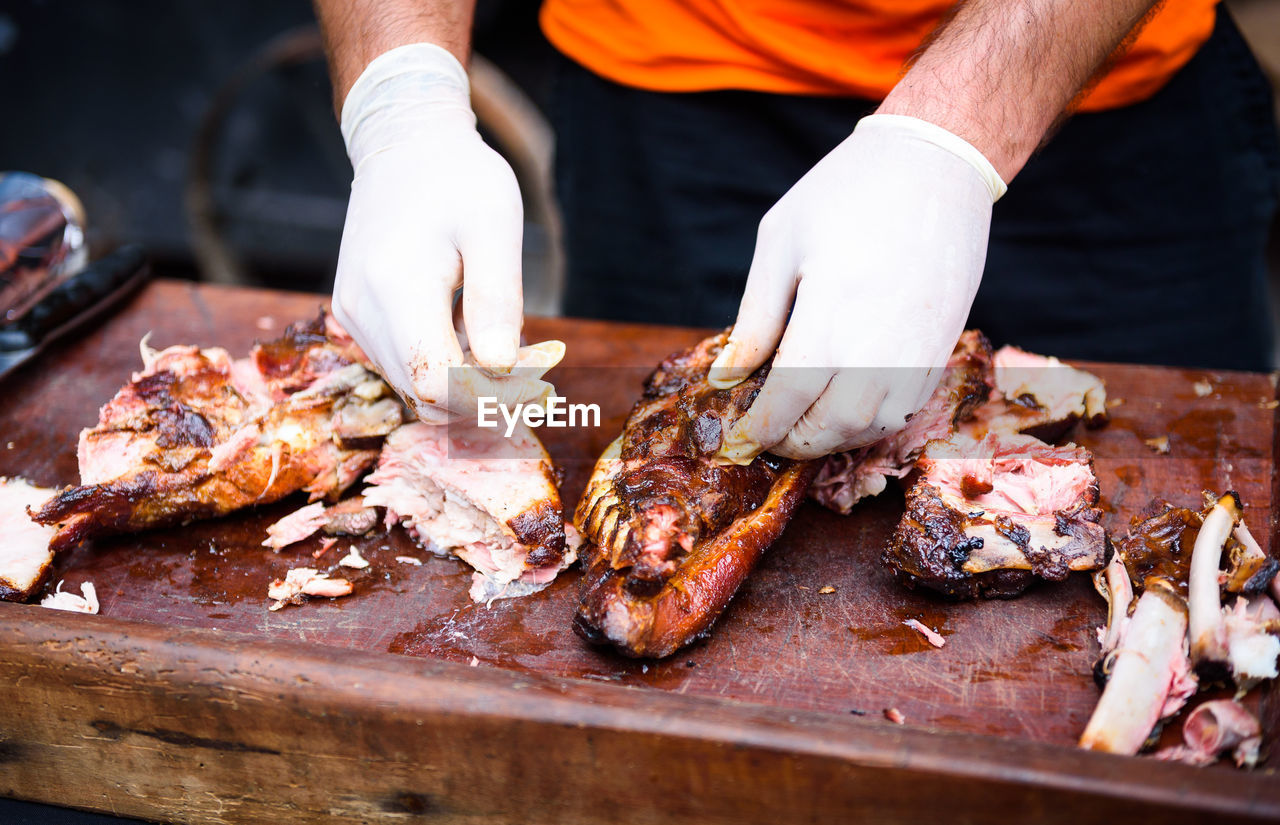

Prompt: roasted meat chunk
xmin=810 ymin=330 xmax=993 ymax=514
xmin=961 ymin=345 xmax=1107 ymax=442
xmin=32 ymin=314 xmax=401 ymax=550
xmin=884 ymin=433 xmax=1107 ymax=599
xmin=575 ymin=331 xmax=820 ymax=658
xmin=364 ymin=421 xmax=575 ymax=602
xmin=0 ymin=477 xmax=58 ymax=601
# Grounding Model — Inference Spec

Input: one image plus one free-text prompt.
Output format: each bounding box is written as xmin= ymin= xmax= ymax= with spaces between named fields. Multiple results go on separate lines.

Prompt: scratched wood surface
xmin=0 ymin=280 xmax=1277 ymax=822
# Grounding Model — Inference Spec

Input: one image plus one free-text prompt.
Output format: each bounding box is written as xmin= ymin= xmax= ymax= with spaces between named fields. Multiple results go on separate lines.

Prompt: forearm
xmin=312 ymin=0 xmax=476 ymax=111
xmin=878 ymin=0 xmax=1161 ymax=182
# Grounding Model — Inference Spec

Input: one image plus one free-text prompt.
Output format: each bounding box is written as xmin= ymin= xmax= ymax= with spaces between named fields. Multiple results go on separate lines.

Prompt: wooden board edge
xmin=1 ymin=606 xmax=1277 ymax=824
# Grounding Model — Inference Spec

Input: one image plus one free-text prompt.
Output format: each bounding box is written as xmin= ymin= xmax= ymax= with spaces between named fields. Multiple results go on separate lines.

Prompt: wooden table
xmin=0 ymin=280 xmax=1277 ymax=823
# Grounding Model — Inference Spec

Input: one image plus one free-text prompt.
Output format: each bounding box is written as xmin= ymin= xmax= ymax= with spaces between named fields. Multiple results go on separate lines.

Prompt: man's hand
xmin=710 ymin=115 xmax=1005 ymax=461
xmin=334 ymin=42 xmax=534 ymax=422
xmin=711 ymin=0 xmax=1162 ymax=462
xmin=315 ymin=0 xmax=561 ymax=423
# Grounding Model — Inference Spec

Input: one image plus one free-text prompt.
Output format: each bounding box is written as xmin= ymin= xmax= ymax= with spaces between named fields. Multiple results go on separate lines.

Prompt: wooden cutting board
xmin=0 ymin=279 xmax=1277 ymax=823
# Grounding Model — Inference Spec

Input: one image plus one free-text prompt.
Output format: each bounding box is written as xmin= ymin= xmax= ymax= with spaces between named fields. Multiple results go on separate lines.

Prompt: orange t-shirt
xmin=540 ymin=1 xmax=1219 ymax=112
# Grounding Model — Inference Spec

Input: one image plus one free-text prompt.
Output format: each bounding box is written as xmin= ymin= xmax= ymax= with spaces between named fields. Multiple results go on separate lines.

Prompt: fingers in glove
xmin=708 ymin=211 xmax=798 ymax=389
xmin=720 ymin=363 xmax=834 ymax=464
xmin=460 ymin=155 xmax=524 ymax=376
xmin=771 ymin=371 xmax=889 ymax=460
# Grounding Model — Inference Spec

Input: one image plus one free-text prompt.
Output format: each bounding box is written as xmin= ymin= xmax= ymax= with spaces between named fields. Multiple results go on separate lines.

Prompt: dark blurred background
xmin=0 ymin=0 xmax=562 ymax=304
xmin=1 ymin=0 xmax=1277 ymax=348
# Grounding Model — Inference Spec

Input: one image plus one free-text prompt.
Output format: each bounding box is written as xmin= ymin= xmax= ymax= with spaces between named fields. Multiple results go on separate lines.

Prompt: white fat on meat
xmin=995 ymin=346 xmax=1106 ymax=413
xmin=0 ymin=478 xmax=59 ymax=601
xmin=1221 ymin=596 xmax=1280 ymax=686
xmin=363 ymin=421 xmax=572 ymax=601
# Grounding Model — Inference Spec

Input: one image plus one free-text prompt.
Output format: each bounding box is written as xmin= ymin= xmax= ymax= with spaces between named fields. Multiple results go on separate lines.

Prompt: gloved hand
xmin=333 ymin=43 xmax=561 ymax=424
xmin=710 ymin=114 xmax=1007 ymax=462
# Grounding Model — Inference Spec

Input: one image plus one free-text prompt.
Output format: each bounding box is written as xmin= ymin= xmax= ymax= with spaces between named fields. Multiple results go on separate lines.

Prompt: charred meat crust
xmin=1117 ymin=501 xmax=1202 ymax=596
xmin=508 ymin=498 xmax=568 ymax=569
xmin=574 ymin=330 xmax=817 ymax=656
xmin=31 ymin=312 xmax=392 ymax=551
xmin=884 ymin=482 xmax=1030 ymax=600
xmin=575 ymin=459 xmax=820 ymax=658
xmin=884 ymin=479 xmax=1107 ymax=600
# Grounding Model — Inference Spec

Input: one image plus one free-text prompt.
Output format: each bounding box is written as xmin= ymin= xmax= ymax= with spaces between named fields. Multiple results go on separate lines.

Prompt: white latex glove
xmin=334 ymin=43 xmax=561 ymax=424
xmin=710 ymin=114 xmax=1007 ymax=462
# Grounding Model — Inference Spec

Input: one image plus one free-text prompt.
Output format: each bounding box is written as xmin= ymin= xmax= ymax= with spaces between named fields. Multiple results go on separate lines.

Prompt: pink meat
xmin=364 ymin=421 xmax=571 ymax=602
xmin=1155 ymin=699 xmax=1264 ymax=768
xmin=0 ymin=478 xmax=57 ymax=601
xmin=263 ymin=502 xmax=328 ymax=550
xmin=810 ymin=329 xmax=993 ymax=514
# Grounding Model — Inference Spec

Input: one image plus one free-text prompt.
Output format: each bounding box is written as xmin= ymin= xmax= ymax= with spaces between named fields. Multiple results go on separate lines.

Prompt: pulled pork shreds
xmin=31 ymin=313 xmax=402 ymax=552
xmin=264 ymin=497 xmax=381 ymax=551
xmin=40 ymin=581 xmax=99 ymax=614
xmin=903 ymin=619 xmax=946 ymax=648
xmin=0 ymin=477 xmax=58 ymax=602
xmin=364 ymin=421 xmax=574 ymax=604
xmin=263 ymin=501 xmax=327 ymax=550
xmin=267 ymin=567 xmax=353 ymax=611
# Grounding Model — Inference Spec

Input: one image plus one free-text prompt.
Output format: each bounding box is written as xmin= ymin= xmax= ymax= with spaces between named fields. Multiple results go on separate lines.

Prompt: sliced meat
xmin=31 ymin=314 xmax=402 ymax=551
xmin=810 ymin=330 xmax=993 ymax=514
xmin=363 ymin=421 xmax=573 ymax=602
xmin=574 ymin=331 xmax=820 ymax=657
xmin=883 ymin=433 xmax=1107 ymax=599
xmin=0 ymin=477 xmax=58 ymax=601
xmin=962 ymin=345 xmax=1108 ymax=443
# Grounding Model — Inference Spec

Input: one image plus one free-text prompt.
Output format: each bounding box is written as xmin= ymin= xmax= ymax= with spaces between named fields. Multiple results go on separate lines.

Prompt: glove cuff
xmin=340 ymin=43 xmax=475 ymax=164
xmin=857 ymin=114 xmax=1008 ymax=203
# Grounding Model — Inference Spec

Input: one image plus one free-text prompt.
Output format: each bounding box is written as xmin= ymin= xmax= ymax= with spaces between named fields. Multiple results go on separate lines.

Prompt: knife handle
xmin=0 ymin=245 xmax=148 ymax=351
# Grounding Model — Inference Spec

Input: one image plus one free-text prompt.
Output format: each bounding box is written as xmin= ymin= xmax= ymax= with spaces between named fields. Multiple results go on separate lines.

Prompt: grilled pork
xmin=883 ymin=433 xmax=1107 ymax=599
xmin=574 ymin=331 xmax=820 ymax=658
xmin=810 ymin=330 xmax=993 ymax=514
xmin=363 ymin=421 xmax=576 ymax=603
xmin=962 ymin=345 xmax=1107 ymax=443
xmin=0 ymin=477 xmax=57 ymax=601
xmin=32 ymin=314 xmax=402 ymax=550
